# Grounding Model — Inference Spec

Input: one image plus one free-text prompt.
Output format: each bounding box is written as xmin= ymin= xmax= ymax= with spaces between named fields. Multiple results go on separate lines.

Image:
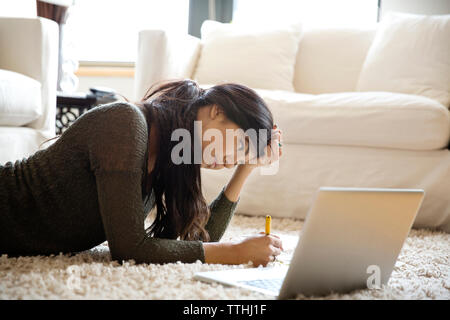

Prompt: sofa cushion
xmin=255 ymin=90 xmax=449 ymax=151
xmin=0 ymin=69 xmax=42 ymax=126
xmin=193 ymin=20 xmax=302 ymax=92
xmin=356 ymin=12 xmax=450 ymax=108
xmin=0 ymin=126 xmax=43 ymax=165
xmin=294 ymin=26 xmax=376 ymax=94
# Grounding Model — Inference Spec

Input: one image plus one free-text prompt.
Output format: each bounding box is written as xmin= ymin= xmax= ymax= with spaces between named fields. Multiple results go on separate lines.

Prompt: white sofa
xmin=0 ymin=17 xmax=59 ymax=165
xmin=134 ymin=24 xmax=450 ymax=233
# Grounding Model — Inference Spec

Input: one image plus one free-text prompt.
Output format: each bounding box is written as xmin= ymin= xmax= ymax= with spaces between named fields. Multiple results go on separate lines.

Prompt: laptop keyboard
xmin=238 ymin=278 xmax=284 ymax=292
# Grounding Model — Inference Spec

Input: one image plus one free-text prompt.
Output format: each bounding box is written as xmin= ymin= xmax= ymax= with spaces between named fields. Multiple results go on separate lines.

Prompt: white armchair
xmin=0 ymin=17 xmax=59 ymax=164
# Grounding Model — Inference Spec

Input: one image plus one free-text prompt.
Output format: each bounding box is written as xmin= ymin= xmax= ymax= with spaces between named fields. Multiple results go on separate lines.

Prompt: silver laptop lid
xmin=278 ymin=187 xmax=424 ymax=299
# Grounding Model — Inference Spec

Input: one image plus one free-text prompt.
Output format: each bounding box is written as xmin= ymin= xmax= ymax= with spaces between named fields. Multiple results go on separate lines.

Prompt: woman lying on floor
xmin=0 ymin=79 xmax=284 ymax=267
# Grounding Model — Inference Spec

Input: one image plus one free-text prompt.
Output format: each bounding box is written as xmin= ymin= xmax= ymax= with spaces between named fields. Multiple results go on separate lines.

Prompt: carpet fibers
xmin=0 ymin=214 xmax=449 ymax=300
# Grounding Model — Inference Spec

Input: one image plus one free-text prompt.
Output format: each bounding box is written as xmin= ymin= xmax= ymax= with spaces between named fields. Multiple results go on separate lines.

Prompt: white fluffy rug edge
xmin=0 ymin=214 xmax=449 ymax=300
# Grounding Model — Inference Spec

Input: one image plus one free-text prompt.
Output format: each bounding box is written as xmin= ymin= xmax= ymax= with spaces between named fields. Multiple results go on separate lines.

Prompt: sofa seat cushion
xmin=0 ymin=69 xmax=42 ymax=126
xmin=255 ymin=90 xmax=449 ymax=151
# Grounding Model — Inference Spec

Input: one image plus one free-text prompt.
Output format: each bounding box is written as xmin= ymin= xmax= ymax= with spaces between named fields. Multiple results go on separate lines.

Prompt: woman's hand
xmin=241 ymin=124 xmax=283 ymax=171
xmin=234 ymin=233 xmax=284 ymax=267
xmin=223 ymin=125 xmax=283 ymax=201
xmin=203 ymin=233 xmax=284 ymax=266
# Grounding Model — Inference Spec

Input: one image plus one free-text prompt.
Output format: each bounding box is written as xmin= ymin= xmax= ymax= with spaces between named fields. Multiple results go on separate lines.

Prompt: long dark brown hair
xmin=135 ymin=79 xmax=274 ymax=242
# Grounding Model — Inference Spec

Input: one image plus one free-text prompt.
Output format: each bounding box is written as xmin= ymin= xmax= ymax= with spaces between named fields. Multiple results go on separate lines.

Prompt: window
xmin=66 ymin=0 xmax=189 ymax=64
xmin=66 ymin=0 xmax=377 ymax=64
xmin=232 ymin=0 xmax=379 ymax=28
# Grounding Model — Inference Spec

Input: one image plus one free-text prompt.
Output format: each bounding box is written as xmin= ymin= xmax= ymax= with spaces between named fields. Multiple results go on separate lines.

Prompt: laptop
xmin=194 ymin=187 xmax=425 ymax=299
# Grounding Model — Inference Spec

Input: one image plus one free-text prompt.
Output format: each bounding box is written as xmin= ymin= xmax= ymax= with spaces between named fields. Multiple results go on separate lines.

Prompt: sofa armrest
xmin=134 ymin=30 xmax=201 ymax=101
xmin=0 ymin=17 xmax=59 ymax=139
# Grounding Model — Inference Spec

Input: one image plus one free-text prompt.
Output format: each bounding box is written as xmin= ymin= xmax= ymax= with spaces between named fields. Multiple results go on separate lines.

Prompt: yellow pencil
xmin=265 ymin=215 xmax=271 ymax=235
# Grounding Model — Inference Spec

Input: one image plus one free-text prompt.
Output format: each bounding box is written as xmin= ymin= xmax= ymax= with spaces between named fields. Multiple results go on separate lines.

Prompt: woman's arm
xmin=90 ymin=103 xmax=206 ymax=264
xmin=95 ymin=169 xmax=205 ymax=264
xmin=204 ymin=127 xmax=284 ymax=266
xmin=203 ymin=164 xmax=283 ymax=266
xmin=204 ymin=126 xmax=283 ymax=242
xmin=218 ymin=125 xmax=283 ymax=202
xmin=204 ymin=165 xmax=254 ymax=242
xmin=223 ymin=164 xmax=254 ymax=202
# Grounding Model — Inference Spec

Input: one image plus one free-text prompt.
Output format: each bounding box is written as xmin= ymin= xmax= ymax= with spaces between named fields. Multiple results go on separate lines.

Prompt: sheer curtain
xmin=36 ymin=0 xmax=75 ymax=92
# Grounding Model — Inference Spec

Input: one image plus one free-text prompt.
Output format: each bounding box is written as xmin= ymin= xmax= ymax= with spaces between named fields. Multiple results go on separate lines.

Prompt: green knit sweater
xmin=0 ymin=102 xmax=239 ymax=264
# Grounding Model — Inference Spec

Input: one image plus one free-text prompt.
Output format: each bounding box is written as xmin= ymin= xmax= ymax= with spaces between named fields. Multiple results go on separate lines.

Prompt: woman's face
xmin=197 ymin=105 xmax=252 ymax=170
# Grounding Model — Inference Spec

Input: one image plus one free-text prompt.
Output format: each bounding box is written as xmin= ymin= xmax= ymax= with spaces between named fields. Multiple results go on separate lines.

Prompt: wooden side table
xmin=56 ymin=91 xmax=97 ymax=134
xmin=56 ymin=87 xmax=119 ymax=134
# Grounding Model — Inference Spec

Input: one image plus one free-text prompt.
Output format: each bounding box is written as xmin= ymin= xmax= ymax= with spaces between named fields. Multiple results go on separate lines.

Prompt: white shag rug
xmin=0 ymin=214 xmax=449 ymax=300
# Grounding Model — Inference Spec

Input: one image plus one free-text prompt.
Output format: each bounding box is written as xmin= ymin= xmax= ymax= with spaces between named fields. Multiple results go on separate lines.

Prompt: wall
xmin=76 ymin=76 xmax=137 ymax=102
xmin=0 ymin=0 xmax=36 ymax=17
xmin=380 ymin=0 xmax=450 ymax=18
